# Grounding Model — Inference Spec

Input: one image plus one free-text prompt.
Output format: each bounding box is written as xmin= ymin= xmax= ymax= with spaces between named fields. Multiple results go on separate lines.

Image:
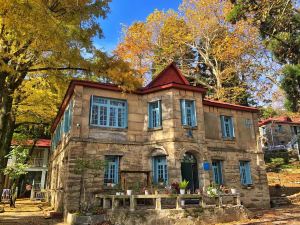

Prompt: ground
xmin=0 ymin=199 xmax=65 ymax=225
xmin=1 ymin=199 xmax=300 ymax=225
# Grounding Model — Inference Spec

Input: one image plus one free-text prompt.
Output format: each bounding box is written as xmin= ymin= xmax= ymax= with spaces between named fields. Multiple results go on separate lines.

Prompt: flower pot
xmin=231 ymin=188 xmax=237 ymax=194
xmin=126 ymin=190 xmax=132 ymax=195
xmin=180 ymin=189 xmax=185 ymax=195
xmin=181 ymin=200 xmax=185 ymax=206
xmin=144 ymin=190 xmax=149 ymax=195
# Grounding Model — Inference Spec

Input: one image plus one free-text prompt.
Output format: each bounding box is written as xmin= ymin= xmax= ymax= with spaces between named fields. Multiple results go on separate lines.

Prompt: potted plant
xmin=230 ymin=188 xmax=237 ymax=194
xmin=142 ymin=186 xmax=149 ymax=195
xmin=158 ymin=178 xmax=165 ymax=186
xmin=207 ymin=184 xmax=218 ymax=197
xmin=126 ymin=189 xmax=132 ymax=195
xmin=179 ymin=180 xmax=189 ymax=194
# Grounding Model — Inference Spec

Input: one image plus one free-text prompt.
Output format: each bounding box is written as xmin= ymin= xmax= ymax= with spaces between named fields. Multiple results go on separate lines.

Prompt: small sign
xmin=203 ymin=162 xmax=211 ymax=171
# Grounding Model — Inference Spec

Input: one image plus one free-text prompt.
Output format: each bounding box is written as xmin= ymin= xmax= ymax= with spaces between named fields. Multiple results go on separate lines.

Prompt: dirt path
xmin=221 ymin=204 xmax=300 ymax=225
xmin=0 ymin=199 xmax=65 ymax=225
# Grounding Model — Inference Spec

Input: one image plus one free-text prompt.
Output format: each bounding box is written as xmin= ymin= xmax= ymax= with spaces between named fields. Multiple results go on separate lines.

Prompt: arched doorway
xmin=181 ymin=152 xmax=199 ymax=192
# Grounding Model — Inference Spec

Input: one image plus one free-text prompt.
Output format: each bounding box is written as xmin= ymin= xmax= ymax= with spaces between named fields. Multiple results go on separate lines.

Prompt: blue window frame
xmin=239 ymin=161 xmax=252 ymax=185
xmin=180 ymin=99 xmax=197 ymax=127
xmin=148 ymin=100 xmax=162 ymax=128
xmin=153 ymin=156 xmax=168 ymax=184
xmin=220 ymin=116 xmax=235 ymax=139
xmin=90 ymin=96 xmax=127 ymax=128
xmin=104 ymin=156 xmax=119 ymax=184
xmin=63 ymin=100 xmax=73 ymax=133
xmin=212 ymin=160 xmax=223 ymax=185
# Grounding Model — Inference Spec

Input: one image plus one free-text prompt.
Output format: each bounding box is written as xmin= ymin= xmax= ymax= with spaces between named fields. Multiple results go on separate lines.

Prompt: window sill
xmin=222 ymin=137 xmax=236 ymax=142
xmin=241 ymin=184 xmax=254 ymax=189
xmin=182 ymin=125 xmax=198 ymax=130
xmin=102 ymin=184 xmax=120 ymax=190
xmin=148 ymin=127 xmax=163 ymax=131
xmin=90 ymin=125 xmax=128 ymax=132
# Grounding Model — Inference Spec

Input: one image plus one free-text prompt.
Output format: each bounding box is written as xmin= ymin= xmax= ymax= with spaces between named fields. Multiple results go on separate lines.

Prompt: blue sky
xmin=94 ymin=0 xmax=182 ymax=53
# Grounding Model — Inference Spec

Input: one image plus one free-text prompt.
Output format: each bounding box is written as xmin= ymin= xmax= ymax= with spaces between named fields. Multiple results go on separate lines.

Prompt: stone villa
xmin=259 ymin=116 xmax=300 ymax=158
xmin=50 ymin=63 xmax=270 ymax=215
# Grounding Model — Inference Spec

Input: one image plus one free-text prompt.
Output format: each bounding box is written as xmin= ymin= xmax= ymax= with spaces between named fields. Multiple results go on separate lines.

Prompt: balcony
xmin=28 ymin=158 xmax=45 ymax=167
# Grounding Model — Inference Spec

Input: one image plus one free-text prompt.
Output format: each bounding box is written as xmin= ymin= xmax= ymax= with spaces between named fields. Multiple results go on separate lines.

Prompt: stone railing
xmin=95 ymin=193 xmax=241 ymax=211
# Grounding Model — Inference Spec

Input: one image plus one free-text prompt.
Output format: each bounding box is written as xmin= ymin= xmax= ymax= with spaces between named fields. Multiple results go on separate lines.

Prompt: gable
xmin=146 ymin=63 xmax=190 ymax=89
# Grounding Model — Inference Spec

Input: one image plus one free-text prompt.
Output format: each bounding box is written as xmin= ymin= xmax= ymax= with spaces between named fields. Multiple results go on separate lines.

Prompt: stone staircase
xmin=270 ymin=196 xmax=292 ymax=207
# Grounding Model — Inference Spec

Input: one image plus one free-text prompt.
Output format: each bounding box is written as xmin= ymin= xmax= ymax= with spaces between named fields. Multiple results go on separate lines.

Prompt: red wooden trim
xmin=203 ymin=99 xmax=258 ymax=112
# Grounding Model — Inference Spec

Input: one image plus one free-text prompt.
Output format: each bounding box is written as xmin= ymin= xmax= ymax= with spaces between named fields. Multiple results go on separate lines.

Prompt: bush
xmin=266 ymin=158 xmax=286 ymax=172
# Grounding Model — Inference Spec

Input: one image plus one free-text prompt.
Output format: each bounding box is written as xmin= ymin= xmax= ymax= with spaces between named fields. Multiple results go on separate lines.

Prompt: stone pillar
xmin=41 ymin=170 xmax=47 ymax=189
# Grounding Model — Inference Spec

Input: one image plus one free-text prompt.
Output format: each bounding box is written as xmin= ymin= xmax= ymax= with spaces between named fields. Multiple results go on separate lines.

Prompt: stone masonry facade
xmin=49 ymin=64 xmax=270 ymax=216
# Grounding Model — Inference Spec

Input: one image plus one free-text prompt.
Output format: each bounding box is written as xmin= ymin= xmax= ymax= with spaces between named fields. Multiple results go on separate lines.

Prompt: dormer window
xmin=180 ymin=99 xmax=197 ymax=127
xmin=90 ymin=96 xmax=127 ymax=128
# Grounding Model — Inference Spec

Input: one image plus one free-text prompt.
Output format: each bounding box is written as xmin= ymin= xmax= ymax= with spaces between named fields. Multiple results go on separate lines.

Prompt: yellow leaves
xmin=15 ymin=76 xmax=70 ymax=124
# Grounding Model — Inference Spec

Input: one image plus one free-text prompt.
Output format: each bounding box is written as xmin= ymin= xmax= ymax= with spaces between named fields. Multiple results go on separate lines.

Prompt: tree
xmin=0 ymin=0 xmax=142 ymax=190
xmin=115 ymin=1 xmax=266 ymax=105
xmin=228 ymin=0 xmax=300 ymax=111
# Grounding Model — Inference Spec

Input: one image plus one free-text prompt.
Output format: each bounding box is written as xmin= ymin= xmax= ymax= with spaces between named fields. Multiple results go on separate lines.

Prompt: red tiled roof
xmin=203 ymin=99 xmax=259 ymax=112
xmin=259 ymin=116 xmax=300 ymax=126
xmin=11 ymin=139 xmax=51 ymax=148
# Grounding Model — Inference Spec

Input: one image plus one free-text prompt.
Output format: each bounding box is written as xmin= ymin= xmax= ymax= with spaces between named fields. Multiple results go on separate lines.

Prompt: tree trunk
xmin=0 ymin=81 xmax=16 ymax=192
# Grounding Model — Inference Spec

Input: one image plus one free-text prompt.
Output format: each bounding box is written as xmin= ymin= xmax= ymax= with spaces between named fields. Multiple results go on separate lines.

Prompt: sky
xmin=94 ymin=0 xmax=182 ymax=53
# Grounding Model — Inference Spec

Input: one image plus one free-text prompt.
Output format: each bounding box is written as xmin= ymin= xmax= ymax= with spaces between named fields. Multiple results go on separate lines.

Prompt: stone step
xmin=270 ymin=197 xmax=291 ymax=207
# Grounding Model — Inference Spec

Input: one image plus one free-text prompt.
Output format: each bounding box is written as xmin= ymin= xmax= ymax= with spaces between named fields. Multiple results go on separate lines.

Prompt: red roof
xmin=51 ymin=63 xmax=258 ymax=132
xmin=203 ymin=99 xmax=259 ymax=112
xmin=11 ymin=139 xmax=51 ymax=148
xmin=145 ymin=63 xmax=190 ymax=88
xmin=259 ymin=116 xmax=300 ymax=126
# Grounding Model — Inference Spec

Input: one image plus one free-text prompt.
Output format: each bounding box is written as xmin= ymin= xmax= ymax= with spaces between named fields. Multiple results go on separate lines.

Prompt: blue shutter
xmin=180 ymin=100 xmax=186 ymax=125
xmin=114 ymin=157 xmax=119 ymax=184
xmin=230 ymin=117 xmax=235 ymax=138
xmin=148 ymin=103 xmax=152 ymax=128
xmin=218 ymin=161 xmax=223 ymax=184
xmin=152 ymin=157 xmax=157 ymax=183
xmin=69 ymin=100 xmax=73 ymax=129
xmin=220 ymin=116 xmax=226 ymax=137
xmin=192 ymin=100 xmax=197 ymax=127
xmin=125 ymin=102 xmax=128 ymax=128
xmin=89 ymin=96 xmax=94 ymax=125
xmin=245 ymin=162 xmax=252 ymax=184
xmin=239 ymin=162 xmax=245 ymax=185
xmin=158 ymin=100 xmax=162 ymax=127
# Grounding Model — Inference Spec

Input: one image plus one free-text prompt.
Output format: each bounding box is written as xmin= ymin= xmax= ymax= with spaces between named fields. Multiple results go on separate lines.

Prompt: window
xmin=212 ymin=160 xmax=223 ymax=185
xmin=90 ymin=96 xmax=127 ymax=128
xmin=292 ymin=126 xmax=300 ymax=135
xmin=153 ymin=156 xmax=168 ymax=184
xmin=261 ymin=127 xmax=267 ymax=135
xmin=63 ymin=100 xmax=73 ymax=133
xmin=148 ymin=100 xmax=162 ymax=128
xmin=180 ymin=99 xmax=197 ymax=127
xmin=220 ymin=116 xmax=235 ymax=139
xmin=104 ymin=156 xmax=119 ymax=184
xmin=276 ymin=125 xmax=283 ymax=133
xmin=239 ymin=161 xmax=252 ymax=185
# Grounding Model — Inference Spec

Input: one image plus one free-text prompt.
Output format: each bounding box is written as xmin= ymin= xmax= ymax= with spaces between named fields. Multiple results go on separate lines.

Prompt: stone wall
xmin=49 ymin=85 xmax=270 ymax=215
